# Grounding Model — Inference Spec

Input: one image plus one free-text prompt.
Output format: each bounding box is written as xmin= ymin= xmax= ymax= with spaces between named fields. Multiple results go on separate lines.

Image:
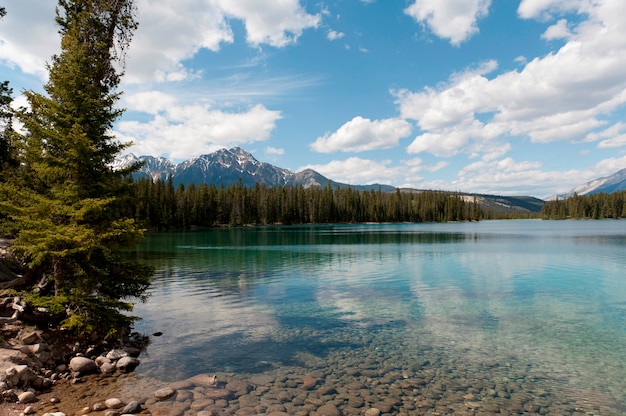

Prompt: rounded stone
xmin=204 ymin=388 xmax=233 ymax=400
xmin=154 ymin=386 xmax=177 ymax=401
xmin=122 ymin=400 xmax=141 ymax=414
xmin=106 ymin=349 xmax=129 ymax=360
xmin=69 ymin=357 xmax=98 ymax=374
xmin=104 ymin=397 xmax=124 ymax=409
xmin=316 ymin=403 xmax=341 ymax=416
xmin=18 ymin=391 xmax=37 ymax=404
xmin=301 ymin=377 xmax=318 ymax=390
xmin=115 ymin=356 xmax=140 ymax=372
xmin=100 ymin=361 xmax=116 ymax=374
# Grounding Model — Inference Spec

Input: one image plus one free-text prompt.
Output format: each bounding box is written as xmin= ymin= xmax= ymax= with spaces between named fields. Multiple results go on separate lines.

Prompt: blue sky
xmin=2 ymin=0 xmax=626 ymax=198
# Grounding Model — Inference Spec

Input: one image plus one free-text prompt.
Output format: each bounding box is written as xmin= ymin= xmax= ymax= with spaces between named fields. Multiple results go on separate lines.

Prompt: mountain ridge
xmin=114 ymin=147 xmax=544 ymax=212
xmin=557 ymin=168 xmax=626 ymax=199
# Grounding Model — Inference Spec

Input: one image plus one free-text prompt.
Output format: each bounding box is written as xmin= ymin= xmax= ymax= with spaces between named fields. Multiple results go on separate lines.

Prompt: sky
xmin=1 ymin=0 xmax=626 ymax=198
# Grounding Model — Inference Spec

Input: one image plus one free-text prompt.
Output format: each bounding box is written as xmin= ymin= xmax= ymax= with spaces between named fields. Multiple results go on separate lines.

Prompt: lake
xmin=129 ymin=220 xmax=626 ymax=415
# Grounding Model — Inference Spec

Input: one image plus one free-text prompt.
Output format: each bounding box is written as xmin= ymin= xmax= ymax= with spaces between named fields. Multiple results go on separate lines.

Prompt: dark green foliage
xmin=0 ymin=1 xmax=151 ymax=338
xmin=124 ymin=178 xmax=486 ymax=228
xmin=0 ymin=81 xmax=16 ymax=179
xmin=542 ymin=192 xmax=626 ymax=220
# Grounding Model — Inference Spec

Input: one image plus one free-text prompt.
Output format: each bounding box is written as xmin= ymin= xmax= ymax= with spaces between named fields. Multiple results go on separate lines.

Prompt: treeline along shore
xmin=125 ymin=178 xmax=486 ymax=229
xmin=542 ymin=191 xmax=626 ymax=220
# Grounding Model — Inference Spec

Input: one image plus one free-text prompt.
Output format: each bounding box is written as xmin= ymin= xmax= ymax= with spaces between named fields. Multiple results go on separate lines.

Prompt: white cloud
xmin=116 ymin=92 xmax=282 ymax=161
xmin=265 ymin=146 xmax=285 ymax=156
xmin=517 ymin=0 xmax=587 ymax=20
xmin=405 ymin=0 xmax=491 ymax=46
xmin=299 ymin=157 xmax=451 ymax=188
xmin=310 ymin=116 xmax=412 ymax=153
xmin=585 ymin=122 xmax=626 ymax=149
xmin=327 ymin=30 xmax=345 ymax=41
xmin=598 ymin=135 xmax=626 ymax=148
xmin=0 ymin=0 xmax=59 ymax=80
xmin=218 ymin=0 xmax=320 ymax=48
xmin=541 ymin=19 xmax=573 ymax=40
xmin=395 ymin=0 xmax=626 ymax=160
xmin=0 ymin=0 xmax=320 ymax=83
xmin=300 ymin=157 xmax=401 ymax=184
xmin=456 ymin=157 xmax=557 ymax=196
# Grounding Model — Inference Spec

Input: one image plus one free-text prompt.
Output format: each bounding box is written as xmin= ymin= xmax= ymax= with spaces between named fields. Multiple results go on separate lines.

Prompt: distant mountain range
xmin=114 ymin=147 xmax=545 ymax=212
xmin=557 ymin=168 xmax=626 ymax=199
xmin=113 ymin=147 xmax=397 ymax=192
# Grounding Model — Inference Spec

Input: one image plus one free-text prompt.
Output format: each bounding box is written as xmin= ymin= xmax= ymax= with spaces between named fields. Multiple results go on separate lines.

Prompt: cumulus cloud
xmin=327 ymin=30 xmax=345 ymax=41
xmin=300 ymin=157 xmax=401 ymax=184
xmin=585 ymin=122 xmax=626 ymax=149
xmin=115 ymin=92 xmax=282 ymax=161
xmin=517 ymin=0 xmax=586 ymax=20
xmin=218 ymin=0 xmax=320 ymax=48
xmin=265 ymin=146 xmax=285 ymax=156
xmin=310 ymin=116 xmax=412 ymax=153
xmin=0 ymin=0 xmax=320 ymax=83
xmin=541 ymin=18 xmax=573 ymax=40
xmin=395 ymin=0 xmax=626 ymax=160
xmin=404 ymin=0 xmax=491 ymax=45
xmin=129 ymin=0 xmax=321 ymax=82
xmin=299 ymin=157 xmax=450 ymax=188
xmin=0 ymin=0 xmax=59 ymax=80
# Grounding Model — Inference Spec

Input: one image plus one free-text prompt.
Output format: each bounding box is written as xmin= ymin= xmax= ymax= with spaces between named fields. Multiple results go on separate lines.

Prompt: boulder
xmin=106 ymin=349 xmax=128 ymax=361
xmin=18 ymin=390 xmax=37 ymax=404
xmin=95 ymin=356 xmax=111 ymax=366
xmin=69 ymin=357 xmax=98 ymax=374
xmin=20 ymin=332 xmax=40 ymax=345
xmin=100 ymin=361 xmax=116 ymax=374
xmin=115 ymin=356 xmax=140 ymax=372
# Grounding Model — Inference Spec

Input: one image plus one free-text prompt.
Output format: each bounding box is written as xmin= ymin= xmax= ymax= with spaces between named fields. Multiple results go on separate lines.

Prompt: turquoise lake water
xmin=130 ymin=220 xmax=626 ymax=414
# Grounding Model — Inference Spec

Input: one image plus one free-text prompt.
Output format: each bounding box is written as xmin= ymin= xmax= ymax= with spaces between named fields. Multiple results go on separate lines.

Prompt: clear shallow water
xmin=130 ymin=220 xmax=626 ymax=414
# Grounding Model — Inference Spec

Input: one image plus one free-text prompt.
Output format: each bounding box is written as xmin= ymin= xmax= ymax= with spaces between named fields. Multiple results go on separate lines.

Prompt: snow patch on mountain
xmin=557 ymin=168 xmax=626 ymax=199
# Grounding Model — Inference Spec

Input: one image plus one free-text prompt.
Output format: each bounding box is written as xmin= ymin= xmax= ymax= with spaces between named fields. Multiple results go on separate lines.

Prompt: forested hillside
xmin=126 ymin=178 xmax=484 ymax=228
xmin=542 ymin=191 xmax=626 ymax=219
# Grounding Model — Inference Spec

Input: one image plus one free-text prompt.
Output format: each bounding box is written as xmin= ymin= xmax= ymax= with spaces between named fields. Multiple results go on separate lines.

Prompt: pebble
xmin=4 ymin=322 xmax=620 ymax=416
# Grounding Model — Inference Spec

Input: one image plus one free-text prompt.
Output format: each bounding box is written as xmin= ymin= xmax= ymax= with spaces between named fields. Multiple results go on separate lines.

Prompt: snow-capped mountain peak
xmin=557 ymin=168 xmax=626 ymax=198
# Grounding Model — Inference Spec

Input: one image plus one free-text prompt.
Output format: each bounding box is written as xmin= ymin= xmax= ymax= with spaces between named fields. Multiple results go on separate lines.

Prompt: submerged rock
xmin=153 ymin=386 xmax=176 ymax=401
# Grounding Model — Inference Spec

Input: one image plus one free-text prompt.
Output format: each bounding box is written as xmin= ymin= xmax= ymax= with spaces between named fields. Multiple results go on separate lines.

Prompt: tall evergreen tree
xmin=0 ymin=80 xmax=15 ymax=178
xmin=0 ymin=1 xmax=151 ymax=337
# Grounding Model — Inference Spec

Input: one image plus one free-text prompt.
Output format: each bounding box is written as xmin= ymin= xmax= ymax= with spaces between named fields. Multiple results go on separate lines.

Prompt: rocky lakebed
xmin=0 ymin=304 xmax=620 ymax=416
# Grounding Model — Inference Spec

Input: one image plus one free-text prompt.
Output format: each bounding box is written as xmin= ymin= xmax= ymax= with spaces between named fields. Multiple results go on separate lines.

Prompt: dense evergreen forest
xmin=126 ymin=177 xmax=485 ymax=228
xmin=542 ymin=191 xmax=626 ymax=219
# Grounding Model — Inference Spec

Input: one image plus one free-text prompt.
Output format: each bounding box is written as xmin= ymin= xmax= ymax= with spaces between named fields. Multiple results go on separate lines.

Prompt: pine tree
xmin=0 ymin=1 xmax=152 ymax=338
xmin=0 ymin=80 xmax=15 ymax=179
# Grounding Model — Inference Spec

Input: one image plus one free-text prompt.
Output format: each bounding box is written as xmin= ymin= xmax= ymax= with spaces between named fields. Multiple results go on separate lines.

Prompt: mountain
xmin=557 ymin=168 xmax=626 ymax=198
xmin=115 ymin=147 xmax=543 ymax=212
xmin=116 ymin=147 xmax=395 ymax=191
